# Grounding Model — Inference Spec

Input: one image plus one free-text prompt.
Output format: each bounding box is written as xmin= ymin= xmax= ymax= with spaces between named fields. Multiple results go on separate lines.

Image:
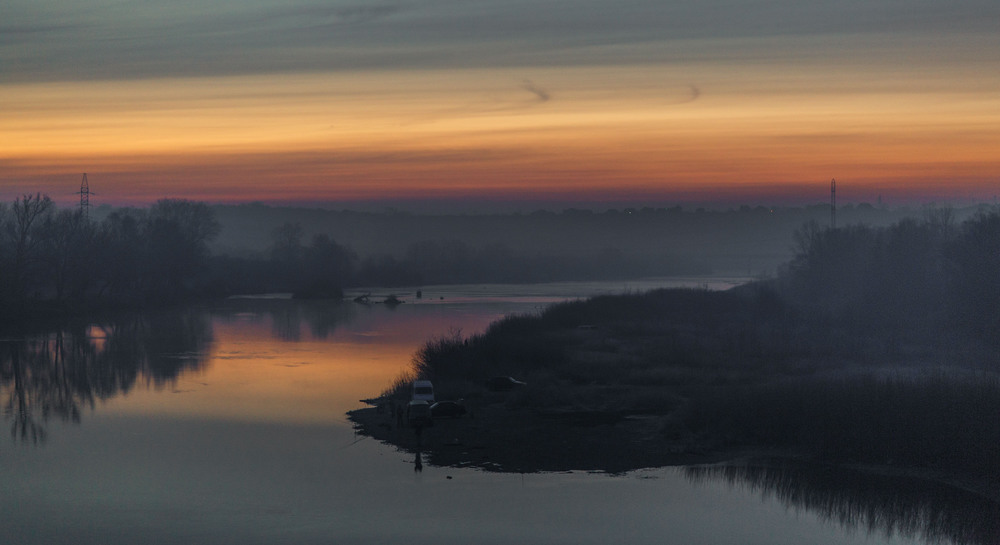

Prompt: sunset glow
xmin=3 ymin=1 xmax=999 ymax=207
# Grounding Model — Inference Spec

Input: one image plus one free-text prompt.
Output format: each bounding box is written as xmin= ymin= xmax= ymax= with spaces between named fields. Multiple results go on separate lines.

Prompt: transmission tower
xmin=77 ymin=173 xmax=92 ymax=218
xmin=830 ymin=178 xmax=836 ymax=229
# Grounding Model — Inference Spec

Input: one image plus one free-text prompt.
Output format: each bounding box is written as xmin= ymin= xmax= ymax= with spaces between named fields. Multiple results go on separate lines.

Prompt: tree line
xmin=0 ymin=194 xmax=223 ymax=326
xmin=214 ymin=220 xmax=700 ymax=296
xmin=6 ymin=192 xmax=998 ymax=337
xmin=781 ymin=207 xmax=1000 ymax=340
xmin=1 ymin=194 xmax=679 ymax=328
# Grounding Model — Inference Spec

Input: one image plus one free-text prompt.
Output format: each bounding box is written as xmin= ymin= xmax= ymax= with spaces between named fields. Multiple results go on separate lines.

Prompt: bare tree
xmin=4 ymin=193 xmax=54 ymax=311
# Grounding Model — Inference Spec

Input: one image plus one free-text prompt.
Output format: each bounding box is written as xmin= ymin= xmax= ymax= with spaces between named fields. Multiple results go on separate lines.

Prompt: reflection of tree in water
xmin=300 ymin=300 xmax=355 ymax=340
xmin=685 ymin=462 xmax=1000 ymax=545
xmin=1 ymin=310 xmax=212 ymax=443
xmin=213 ymin=298 xmax=355 ymax=342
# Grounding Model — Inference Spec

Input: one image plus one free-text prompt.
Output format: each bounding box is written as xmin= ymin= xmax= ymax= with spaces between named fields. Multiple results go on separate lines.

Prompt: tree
xmin=2 ymin=194 xmax=54 ymax=313
xmin=270 ymin=222 xmax=304 ymax=263
xmin=267 ymin=222 xmax=306 ymax=291
xmin=96 ymin=209 xmax=147 ymax=303
xmin=947 ymin=210 xmax=1000 ymax=337
xmin=298 ymin=234 xmax=356 ymax=298
xmin=143 ymin=200 xmax=221 ymax=297
xmin=41 ymin=209 xmax=99 ymax=307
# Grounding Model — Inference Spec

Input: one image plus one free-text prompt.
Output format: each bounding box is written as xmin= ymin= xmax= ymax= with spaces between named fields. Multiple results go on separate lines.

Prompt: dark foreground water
xmin=2 ymin=279 xmax=995 ymax=545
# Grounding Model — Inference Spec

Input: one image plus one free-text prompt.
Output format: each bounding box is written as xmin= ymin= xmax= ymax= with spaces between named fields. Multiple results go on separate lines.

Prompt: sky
xmin=2 ymin=0 xmax=999 ymax=209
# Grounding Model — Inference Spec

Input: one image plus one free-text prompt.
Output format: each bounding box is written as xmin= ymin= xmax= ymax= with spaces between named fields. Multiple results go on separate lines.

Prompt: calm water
xmin=2 ymin=279 xmax=995 ymax=545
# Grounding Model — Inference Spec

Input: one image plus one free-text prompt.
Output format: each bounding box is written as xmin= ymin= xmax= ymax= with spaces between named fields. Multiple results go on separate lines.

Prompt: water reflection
xmin=2 ymin=300 xmax=375 ymax=442
xmin=685 ymin=462 xmax=1000 ymax=545
xmin=1 ymin=310 xmax=212 ymax=442
xmin=213 ymin=298 xmax=357 ymax=341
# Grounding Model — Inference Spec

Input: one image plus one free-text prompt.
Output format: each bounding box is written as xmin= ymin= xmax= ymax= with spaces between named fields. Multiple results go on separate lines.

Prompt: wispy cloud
xmin=3 ymin=0 xmax=998 ymax=83
xmin=666 ymin=84 xmax=700 ymax=105
xmin=520 ymin=80 xmax=551 ymax=103
xmin=262 ymin=3 xmax=404 ymax=27
xmin=399 ymin=79 xmax=554 ymax=125
xmin=0 ymin=23 xmax=83 ymax=35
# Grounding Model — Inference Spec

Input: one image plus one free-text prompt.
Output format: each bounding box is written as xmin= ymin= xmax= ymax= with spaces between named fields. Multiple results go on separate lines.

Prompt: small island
xmin=351 ymin=211 xmax=1000 ymax=502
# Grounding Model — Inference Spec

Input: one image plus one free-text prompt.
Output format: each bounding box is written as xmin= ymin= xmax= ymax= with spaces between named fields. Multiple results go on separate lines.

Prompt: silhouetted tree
xmin=298 ymin=234 xmax=356 ymax=298
xmin=268 ymin=221 xmax=305 ymax=291
xmin=785 ymin=214 xmax=958 ymax=333
xmin=946 ymin=210 xmax=1000 ymax=338
xmin=41 ymin=209 xmax=99 ymax=308
xmin=787 ymin=222 xmax=880 ymax=321
xmin=1 ymin=193 xmax=54 ymax=316
xmin=96 ymin=208 xmax=147 ymax=304
xmin=143 ymin=199 xmax=221 ymax=296
xmin=270 ymin=221 xmax=304 ymax=263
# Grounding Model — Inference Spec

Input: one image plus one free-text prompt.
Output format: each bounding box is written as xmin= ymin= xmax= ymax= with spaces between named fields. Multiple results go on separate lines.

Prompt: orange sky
xmin=3 ymin=2 xmax=999 ymax=208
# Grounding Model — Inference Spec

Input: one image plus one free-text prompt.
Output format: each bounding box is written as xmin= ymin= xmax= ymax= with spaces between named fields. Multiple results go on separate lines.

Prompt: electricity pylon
xmin=830 ymin=178 xmax=836 ymax=229
xmin=77 ymin=173 xmax=92 ymax=218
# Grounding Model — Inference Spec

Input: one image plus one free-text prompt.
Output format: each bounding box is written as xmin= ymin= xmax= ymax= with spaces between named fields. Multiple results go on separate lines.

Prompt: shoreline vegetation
xmin=4 ymin=193 xmax=995 ymax=331
xmin=3 ymin=193 xmax=999 ymax=499
xmin=350 ymin=208 xmax=1000 ymax=505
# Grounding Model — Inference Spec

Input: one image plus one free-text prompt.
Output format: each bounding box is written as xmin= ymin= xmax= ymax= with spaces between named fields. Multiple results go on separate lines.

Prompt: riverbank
xmin=349 ymin=397 xmax=1000 ymax=506
xmin=349 ymin=398 xmax=1000 ymax=515
xmin=349 ymin=284 xmax=1000 ymax=497
xmin=348 ymin=400 xmax=760 ymax=474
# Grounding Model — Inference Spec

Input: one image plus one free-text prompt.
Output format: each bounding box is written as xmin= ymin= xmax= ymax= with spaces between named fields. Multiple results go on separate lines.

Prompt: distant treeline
xmin=215 ymin=221 xmax=705 ymax=296
xmin=0 ymin=194 xmax=702 ymax=327
xmin=0 ymin=194 xmax=367 ymax=323
xmin=4 ymin=193 xmax=998 ymax=331
xmin=204 ymin=201 xmax=993 ymax=279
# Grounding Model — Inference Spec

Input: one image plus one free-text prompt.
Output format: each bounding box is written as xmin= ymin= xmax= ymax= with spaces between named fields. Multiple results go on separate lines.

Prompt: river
xmin=1 ymin=278 xmax=995 ymax=544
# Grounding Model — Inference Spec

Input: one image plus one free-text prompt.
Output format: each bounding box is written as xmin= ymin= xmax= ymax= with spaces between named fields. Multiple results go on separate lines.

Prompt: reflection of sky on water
xmin=106 ymin=300 xmax=522 ymax=424
xmin=3 ymin=414 xmax=928 ymax=545
xmin=1 ymin=280 xmax=983 ymax=544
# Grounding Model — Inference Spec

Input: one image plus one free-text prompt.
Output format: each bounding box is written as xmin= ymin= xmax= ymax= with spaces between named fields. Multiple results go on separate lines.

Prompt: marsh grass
xmin=387 ymin=280 xmax=1000 ymax=482
xmin=378 ymin=369 xmax=416 ymax=400
xmin=380 ymin=212 xmax=1000 ymax=480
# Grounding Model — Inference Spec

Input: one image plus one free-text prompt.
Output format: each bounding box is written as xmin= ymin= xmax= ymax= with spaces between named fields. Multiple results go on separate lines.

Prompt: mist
xmin=201 ymin=201 xmax=988 ymax=283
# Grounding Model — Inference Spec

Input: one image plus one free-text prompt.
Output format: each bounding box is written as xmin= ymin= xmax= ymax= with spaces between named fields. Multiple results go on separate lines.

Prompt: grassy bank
xmin=369 ymin=284 xmax=1000 ymax=485
xmin=361 ymin=212 xmax=1000 ymax=486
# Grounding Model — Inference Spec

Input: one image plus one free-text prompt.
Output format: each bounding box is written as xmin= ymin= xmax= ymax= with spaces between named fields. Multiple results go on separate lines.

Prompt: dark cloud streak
xmin=261 ymin=4 xmax=404 ymax=27
xmin=674 ymin=84 xmax=701 ymax=104
xmin=520 ymin=80 xmax=551 ymax=103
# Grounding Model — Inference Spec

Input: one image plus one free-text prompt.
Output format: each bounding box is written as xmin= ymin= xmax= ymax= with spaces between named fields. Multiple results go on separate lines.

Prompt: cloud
xmin=262 ymin=4 xmax=404 ymax=26
xmin=665 ymin=84 xmax=700 ymax=105
xmin=520 ymin=80 xmax=551 ymax=103
xmin=0 ymin=23 xmax=83 ymax=35
xmin=5 ymin=0 xmax=997 ymax=85
xmin=333 ymin=5 xmax=403 ymax=24
xmin=402 ymin=79 xmax=553 ymax=125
